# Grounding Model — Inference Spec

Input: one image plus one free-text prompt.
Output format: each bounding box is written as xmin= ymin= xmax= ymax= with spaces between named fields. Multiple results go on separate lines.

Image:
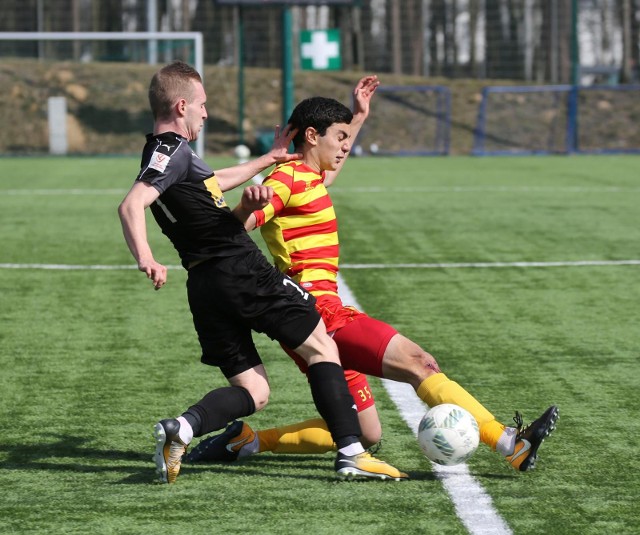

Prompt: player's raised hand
xmin=353 ymin=75 xmax=380 ymax=118
xmin=269 ymin=124 xmax=302 ymax=163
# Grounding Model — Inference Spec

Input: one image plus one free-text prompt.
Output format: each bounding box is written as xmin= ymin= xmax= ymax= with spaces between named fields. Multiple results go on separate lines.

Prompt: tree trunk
xmin=390 ymin=0 xmax=402 ymax=74
xmin=620 ymin=0 xmax=633 ymax=82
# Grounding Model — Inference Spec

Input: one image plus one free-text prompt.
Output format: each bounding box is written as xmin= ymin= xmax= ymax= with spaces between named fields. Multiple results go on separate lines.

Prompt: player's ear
xmin=176 ymin=98 xmax=187 ymax=116
xmin=305 ymin=126 xmax=319 ymax=146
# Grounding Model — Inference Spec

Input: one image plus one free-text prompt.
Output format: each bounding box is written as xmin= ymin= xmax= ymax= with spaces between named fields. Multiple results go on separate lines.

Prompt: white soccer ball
xmin=418 ymin=404 xmax=480 ymax=466
xmin=234 ymin=144 xmax=251 ymax=159
xmin=369 ymin=143 xmax=379 ymax=154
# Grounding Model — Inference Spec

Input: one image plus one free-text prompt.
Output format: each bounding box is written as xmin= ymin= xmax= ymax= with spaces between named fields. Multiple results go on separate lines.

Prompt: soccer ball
xmin=418 ymin=404 xmax=480 ymax=466
xmin=234 ymin=144 xmax=251 ymax=159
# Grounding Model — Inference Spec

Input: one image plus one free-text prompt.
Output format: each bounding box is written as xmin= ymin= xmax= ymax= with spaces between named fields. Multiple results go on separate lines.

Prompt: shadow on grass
xmin=185 ymin=453 xmax=440 ymax=482
xmin=0 ymin=437 xmax=473 ymax=484
xmin=0 ymin=434 xmax=153 ymax=484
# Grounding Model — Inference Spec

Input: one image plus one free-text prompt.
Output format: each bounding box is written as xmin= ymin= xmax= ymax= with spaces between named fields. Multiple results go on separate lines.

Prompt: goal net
xmin=355 ymin=86 xmax=451 ymax=156
xmin=473 ymin=85 xmax=640 ymax=155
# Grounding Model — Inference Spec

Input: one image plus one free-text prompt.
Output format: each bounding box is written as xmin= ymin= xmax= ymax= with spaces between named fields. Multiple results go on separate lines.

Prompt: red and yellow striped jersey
xmin=254 ymin=161 xmax=340 ymax=299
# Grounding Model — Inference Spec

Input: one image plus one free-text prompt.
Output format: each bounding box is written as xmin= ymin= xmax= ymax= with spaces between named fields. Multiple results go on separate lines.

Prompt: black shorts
xmin=186 ymin=249 xmax=320 ymax=378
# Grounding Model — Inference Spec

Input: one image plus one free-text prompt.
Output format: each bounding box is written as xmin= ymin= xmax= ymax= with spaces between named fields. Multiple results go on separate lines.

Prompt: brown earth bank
xmin=0 ymin=59 xmax=523 ymax=156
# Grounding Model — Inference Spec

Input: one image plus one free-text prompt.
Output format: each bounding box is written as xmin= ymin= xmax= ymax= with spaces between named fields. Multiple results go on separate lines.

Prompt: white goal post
xmin=0 ymin=31 xmax=205 ymax=156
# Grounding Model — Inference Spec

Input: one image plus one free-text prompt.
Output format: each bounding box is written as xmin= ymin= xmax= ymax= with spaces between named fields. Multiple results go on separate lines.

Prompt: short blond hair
xmin=148 ymin=61 xmax=202 ymax=120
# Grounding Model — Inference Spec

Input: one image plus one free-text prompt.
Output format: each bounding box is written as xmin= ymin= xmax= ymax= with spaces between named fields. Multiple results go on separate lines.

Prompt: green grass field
xmin=1 ymin=155 xmax=639 ymax=534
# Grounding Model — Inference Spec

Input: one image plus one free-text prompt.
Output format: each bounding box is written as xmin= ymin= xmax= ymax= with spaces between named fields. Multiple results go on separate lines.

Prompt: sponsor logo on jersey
xmin=149 ymin=150 xmax=170 ymax=173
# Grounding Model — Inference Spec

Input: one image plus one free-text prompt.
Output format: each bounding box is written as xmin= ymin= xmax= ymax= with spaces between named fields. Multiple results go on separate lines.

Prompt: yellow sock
xmin=257 ymin=418 xmax=336 ymax=454
xmin=417 ymin=373 xmax=505 ymax=450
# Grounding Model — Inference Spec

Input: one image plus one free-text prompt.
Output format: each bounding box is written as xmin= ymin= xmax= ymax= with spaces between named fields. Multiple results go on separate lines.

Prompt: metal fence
xmin=1 ymin=0 xmax=639 ymax=85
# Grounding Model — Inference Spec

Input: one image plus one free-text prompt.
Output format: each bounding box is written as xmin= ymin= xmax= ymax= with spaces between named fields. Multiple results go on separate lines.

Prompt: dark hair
xmin=288 ymin=97 xmax=353 ymax=149
xmin=148 ymin=60 xmax=203 ymax=120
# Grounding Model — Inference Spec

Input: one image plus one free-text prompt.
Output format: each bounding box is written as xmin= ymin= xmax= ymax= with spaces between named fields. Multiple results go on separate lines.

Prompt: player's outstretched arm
xmin=216 ymin=125 xmax=302 ymax=192
xmin=118 ymin=181 xmax=167 ymax=290
xmin=324 ymin=75 xmax=379 ymax=187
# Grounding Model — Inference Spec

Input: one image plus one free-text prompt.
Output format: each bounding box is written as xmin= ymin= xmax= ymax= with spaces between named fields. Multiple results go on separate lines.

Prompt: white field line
xmin=342 ymin=260 xmax=640 ymax=269
xmin=2 ymin=189 xmax=128 ymax=195
xmin=337 ymin=273 xmax=512 ymax=535
xmin=1 ymin=259 xmax=639 ymax=271
xmin=330 ymin=185 xmax=640 ymax=194
xmin=3 ymin=185 xmax=640 ymax=196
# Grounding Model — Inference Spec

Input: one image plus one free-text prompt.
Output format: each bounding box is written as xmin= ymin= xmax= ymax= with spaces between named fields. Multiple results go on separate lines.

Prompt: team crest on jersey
xmin=149 ymin=150 xmax=170 ymax=172
xmin=204 ymin=176 xmax=227 ymax=208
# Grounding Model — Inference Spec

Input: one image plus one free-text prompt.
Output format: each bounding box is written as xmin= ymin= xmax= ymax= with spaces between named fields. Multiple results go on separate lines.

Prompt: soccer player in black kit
xmin=118 ymin=60 xmax=407 ymax=483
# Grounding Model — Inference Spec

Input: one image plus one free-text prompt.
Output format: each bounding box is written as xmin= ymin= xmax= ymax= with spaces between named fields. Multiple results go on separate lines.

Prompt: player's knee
xmin=399 ymin=350 xmax=441 ymax=386
xmin=417 ymin=351 xmax=441 ymax=376
xmin=295 ymin=329 xmax=340 ymax=365
xmin=383 ymin=347 xmax=441 ymax=385
xmin=246 ymin=384 xmax=270 ymax=411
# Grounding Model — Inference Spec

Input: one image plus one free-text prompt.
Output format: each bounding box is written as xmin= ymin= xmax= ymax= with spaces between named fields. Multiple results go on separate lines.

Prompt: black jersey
xmin=136 ymin=132 xmax=256 ymax=268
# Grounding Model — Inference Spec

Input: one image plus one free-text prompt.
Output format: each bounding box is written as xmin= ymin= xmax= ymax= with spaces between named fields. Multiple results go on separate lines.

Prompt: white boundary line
xmin=1 ymin=189 xmax=128 ymax=196
xmin=337 ymin=274 xmax=512 ymax=535
xmin=331 ymin=186 xmax=640 ymax=194
xmin=3 ymin=185 xmax=640 ymax=196
xmin=1 ymin=259 xmax=638 ymax=271
xmin=342 ymin=260 xmax=640 ymax=269
xmin=0 ymin=263 xmax=141 ymax=270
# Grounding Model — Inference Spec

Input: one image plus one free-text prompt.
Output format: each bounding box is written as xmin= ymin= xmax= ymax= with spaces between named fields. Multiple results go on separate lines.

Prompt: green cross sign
xmin=300 ymin=29 xmax=341 ymax=71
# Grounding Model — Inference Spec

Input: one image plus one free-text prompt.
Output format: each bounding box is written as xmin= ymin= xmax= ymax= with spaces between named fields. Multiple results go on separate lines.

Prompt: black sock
xmin=307 ymin=361 xmax=361 ymax=449
xmin=182 ymin=386 xmax=256 ymax=438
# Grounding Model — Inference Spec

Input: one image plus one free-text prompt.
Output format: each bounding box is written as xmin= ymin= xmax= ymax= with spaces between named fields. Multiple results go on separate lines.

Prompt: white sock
xmin=496 ymin=427 xmax=517 ymax=456
xmin=176 ymin=416 xmax=194 ymax=444
xmin=338 ymin=442 xmax=366 ymax=457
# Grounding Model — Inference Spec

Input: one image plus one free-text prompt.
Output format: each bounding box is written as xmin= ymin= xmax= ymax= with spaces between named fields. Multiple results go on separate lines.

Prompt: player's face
xmin=184 ymin=80 xmax=208 ymax=141
xmin=315 ymin=123 xmax=351 ymax=171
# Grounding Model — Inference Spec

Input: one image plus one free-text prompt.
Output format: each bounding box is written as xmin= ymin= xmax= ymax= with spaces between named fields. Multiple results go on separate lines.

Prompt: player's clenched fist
xmin=241 ymin=185 xmax=273 ymax=211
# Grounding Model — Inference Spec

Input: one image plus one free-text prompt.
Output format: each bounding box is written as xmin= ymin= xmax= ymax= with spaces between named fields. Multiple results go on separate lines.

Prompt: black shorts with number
xmin=187 ymin=248 xmax=320 ymax=378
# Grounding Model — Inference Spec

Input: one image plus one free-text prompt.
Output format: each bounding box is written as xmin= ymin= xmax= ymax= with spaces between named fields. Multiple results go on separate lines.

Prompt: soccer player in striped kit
xmin=189 ymin=76 xmax=558 ymax=472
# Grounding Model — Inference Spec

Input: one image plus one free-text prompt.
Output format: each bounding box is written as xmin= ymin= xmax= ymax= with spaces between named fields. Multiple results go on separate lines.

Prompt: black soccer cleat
xmin=186 ymin=420 xmax=251 ymax=463
xmin=506 ymin=405 xmax=559 ymax=471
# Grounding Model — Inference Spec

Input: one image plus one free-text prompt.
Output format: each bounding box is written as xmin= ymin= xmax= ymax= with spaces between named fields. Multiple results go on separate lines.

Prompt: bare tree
xmin=620 ymin=0 xmax=633 ymax=81
xmin=469 ymin=0 xmax=481 ymax=77
xmin=632 ymin=0 xmax=640 ymax=81
xmin=390 ymin=0 xmax=402 ymax=74
xmin=557 ymin=0 xmax=572 ymax=83
xmin=92 ymin=0 xmax=124 ymax=61
xmin=485 ymin=0 xmax=526 ymax=79
xmin=429 ymin=0 xmax=446 ymax=76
